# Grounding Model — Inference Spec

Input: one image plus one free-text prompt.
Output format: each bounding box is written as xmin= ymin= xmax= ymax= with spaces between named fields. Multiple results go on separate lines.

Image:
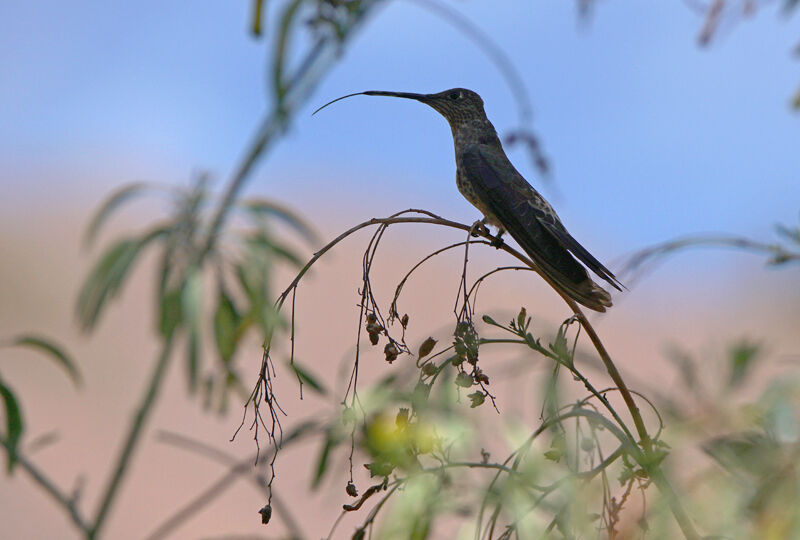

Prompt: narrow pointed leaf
xmin=290 ymin=361 xmax=327 ymax=396
xmin=77 ymin=226 xmax=169 ymax=331
xmin=182 ymin=270 xmax=203 ymax=391
xmin=77 ymin=239 xmax=139 ymax=330
xmin=84 ymin=182 xmax=153 ymax=247
xmin=251 ymin=0 xmax=266 ymax=36
xmin=159 ymin=286 xmax=184 ymax=339
xmin=728 ymin=341 xmax=761 ymax=388
xmin=0 ymin=378 xmax=23 ymax=472
xmin=214 ymin=287 xmax=240 ymax=362
xmin=11 ymin=335 xmax=81 ymax=387
xmin=246 ymin=232 xmax=303 ymax=266
xmin=311 ymin=432 xmax=337 ymax=488
xmin=241 ymin=198 xmax=318 ymax=244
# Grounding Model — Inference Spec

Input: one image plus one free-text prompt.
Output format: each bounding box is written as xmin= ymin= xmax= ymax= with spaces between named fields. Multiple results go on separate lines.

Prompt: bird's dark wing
xmin=533 ymin=206 xmax=624 ymax=291
xmin=460 ymin=145 xmax=620 ymax=309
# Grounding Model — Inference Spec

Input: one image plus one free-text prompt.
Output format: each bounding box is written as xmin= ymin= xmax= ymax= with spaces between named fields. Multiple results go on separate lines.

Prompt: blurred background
xmin=1 ymin=1 xmax=799 ymax=538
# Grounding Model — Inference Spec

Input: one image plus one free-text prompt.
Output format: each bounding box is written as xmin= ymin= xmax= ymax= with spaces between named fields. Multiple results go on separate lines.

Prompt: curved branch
xmin=620 ymin=233 xmax=799 ymax=286
xmin=266 ymin=208 xmax=699 ymax=540
xmin=390 ymin=239 xmax=493 ymax=321
xmin=0 ymin=434 xmax=90 ymax=534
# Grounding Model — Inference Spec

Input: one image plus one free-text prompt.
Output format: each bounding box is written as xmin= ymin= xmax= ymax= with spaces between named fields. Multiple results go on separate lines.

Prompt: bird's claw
xmin=490 ymin=235 xmax=504 ymax=249
xmin=470 ymin=220 xmax=490 ymax=238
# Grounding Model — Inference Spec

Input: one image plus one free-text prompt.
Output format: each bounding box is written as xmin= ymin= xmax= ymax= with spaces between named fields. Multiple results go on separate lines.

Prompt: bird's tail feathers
xmin=530 ymin=254 xmax=613 ymax=312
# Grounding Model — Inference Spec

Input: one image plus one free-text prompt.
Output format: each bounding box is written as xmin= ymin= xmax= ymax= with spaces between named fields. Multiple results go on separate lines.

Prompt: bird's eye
xmin=448 ymin=91 xmax=460 ymax=100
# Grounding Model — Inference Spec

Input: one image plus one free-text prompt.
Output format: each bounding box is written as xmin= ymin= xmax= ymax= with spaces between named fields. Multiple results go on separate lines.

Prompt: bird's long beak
xmin=313 ymin=91 xmax=431 ymax=115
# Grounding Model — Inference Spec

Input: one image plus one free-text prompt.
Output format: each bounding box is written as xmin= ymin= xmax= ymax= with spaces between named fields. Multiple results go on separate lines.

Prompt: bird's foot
xmin=470 ymin=220 xmax=490 ymax=238
xmin=490 ymin=229 xmax=505 ymax=249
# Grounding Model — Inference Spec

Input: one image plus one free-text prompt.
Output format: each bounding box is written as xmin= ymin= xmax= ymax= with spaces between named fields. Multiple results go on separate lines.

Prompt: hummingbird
xmin=314 ymin=88 xmax=623 ymax=312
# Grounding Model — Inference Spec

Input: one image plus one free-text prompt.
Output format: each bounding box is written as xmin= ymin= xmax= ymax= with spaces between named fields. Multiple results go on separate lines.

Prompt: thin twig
xmin=260 ymin=209 xmax=700 ymax=539
xmin=0 ymin=434 xmax=91 ymax=534
xmin=148 ymin=422 xmax=319 ymax=540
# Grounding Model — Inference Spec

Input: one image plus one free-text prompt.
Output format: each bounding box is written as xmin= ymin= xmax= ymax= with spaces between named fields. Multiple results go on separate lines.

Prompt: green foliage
xmin=727 ymin=340 xmax=761 ymax=389
xmin=83 ymin=182 xmax=159 ymax=247
xmin=8 ymin=335 xmax=81 ymax=387
xmin=312 ymin=428 xmax=342 ymax=488
xmin=213 ymin=287 xmax=241 ymax=363
xmin=290 ymin=361 xmax=327 ymax=396
xmin=0 ymin=377 xmax=22 ymax=472
xmin=77 ymin=176 xmax=311 ymax=408
xmin=4 ymin=2 xmax=799 ymax=538
xmin=0 ymin=335 xmax=79 ymax=473
xmin=77 ymin=229 xmax=169 ymax=331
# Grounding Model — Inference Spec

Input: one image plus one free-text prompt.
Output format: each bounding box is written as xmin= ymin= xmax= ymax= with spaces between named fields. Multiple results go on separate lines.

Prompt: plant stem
xmin=89 ymin=333 xmax=177 ymax=539
xmin=0 ymin=434 xmax=91 ymax=534
xmin=201 ymin=2 xmax=383 ymax=261
xmin=270 ymin=210 xmax=701 ymax=540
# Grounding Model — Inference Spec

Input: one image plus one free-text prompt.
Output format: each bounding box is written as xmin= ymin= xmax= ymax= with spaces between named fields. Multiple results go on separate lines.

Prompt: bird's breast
xmin=455 ymin=168 xmax=502 ymax=227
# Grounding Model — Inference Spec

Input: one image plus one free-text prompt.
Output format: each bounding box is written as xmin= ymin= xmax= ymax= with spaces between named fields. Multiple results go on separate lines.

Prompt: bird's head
xmin=314 ymin=88 xmax=489 ymax=128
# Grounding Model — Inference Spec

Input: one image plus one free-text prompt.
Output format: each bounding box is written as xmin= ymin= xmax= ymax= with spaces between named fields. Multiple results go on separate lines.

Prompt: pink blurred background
xmin=2 ymin=1 xmax=799 ymax=538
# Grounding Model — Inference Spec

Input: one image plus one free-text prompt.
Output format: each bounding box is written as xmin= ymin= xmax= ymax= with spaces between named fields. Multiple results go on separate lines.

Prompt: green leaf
xmin=728 ymin=341 xmax=760 ymax=388
xmin=272 ymin=0 xmax=304 ymax=103
xmin=665 ymin=346 xmax=697 ymax=392
xmin=544 ymin=432 xmax=566 ymax=463
xmin=241 ymin=198 xmax=318 ymax=244
xmin=84 ymin=182 xmax=153 ymax=247
xmin=290 ymin=361 xmax=327 ymax=396
xmin=365 ymin=461 xmax=394 ymax=478
xmin=235 ymin=255 xmax=282 ymax=336
xmin=550 ymin=325 xmax=572 ymax=367
xmin=10 ymin=335 xmax=81 ymax=387
xmin=703 ymin=431 xmax=777 ymax=477
xmin=454 ymin=372 xmax=474 ymax=388
xmin=0 ymin=377 xmax=23 ymax=472
xmin=182 ymin=270 xmax=203 ymax=391
xmin=251 ymin=0 xmax=265 ymax=37
xmin=467 ymin=391 xmax=485 ymax=408
xmin=543 ymin=449 xmax=562 ymax=462
xmin=481 ymin=314 xmax=499 ymax=327
xmin=516 ymin=307 xmax=527 ymax=330
xmin=311 ymin=432 xmax=337 ymax=488
xmin=214 ymin=287 xmax=240 ymax=362
xmin=186 ymin=330 xmax=200 ymax=393
xmin=159 ymin=286 xmax=184 ymax=339
xmin=246 ymin=232 xmax=303 ymax=267
xmin=77 ymin=239 xmax=139 ymax=330
xmin=77 ymin=226 xmax=169 ymax=331
xmin=411 ymin=381 xmax=431 ymax=413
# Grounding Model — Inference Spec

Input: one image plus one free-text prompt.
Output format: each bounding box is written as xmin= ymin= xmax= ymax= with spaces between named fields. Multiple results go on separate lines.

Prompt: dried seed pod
xmin=418 ymin=337 xmax=437 ymax=359
xmin=258 ymin=504 xmax=272 ymax=524
xmin=384 ymin=342 xmax=399 ymax=363
xmin=346 ymin=481 xmax=358 ymax=497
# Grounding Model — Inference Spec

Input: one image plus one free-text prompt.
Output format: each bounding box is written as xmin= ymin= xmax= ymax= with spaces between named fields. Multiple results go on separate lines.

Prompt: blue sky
xmin=1 ymin=1 xmax=798 ymax=261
